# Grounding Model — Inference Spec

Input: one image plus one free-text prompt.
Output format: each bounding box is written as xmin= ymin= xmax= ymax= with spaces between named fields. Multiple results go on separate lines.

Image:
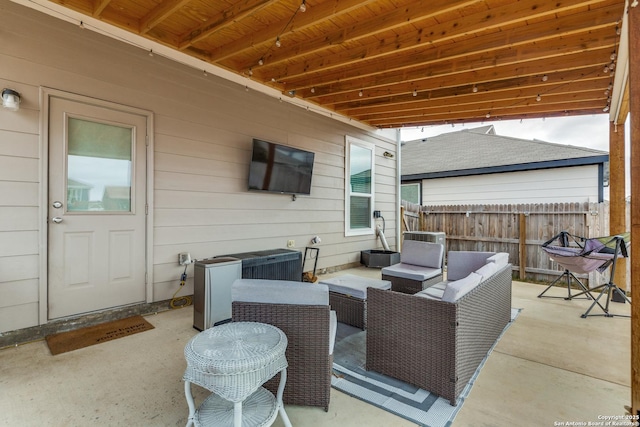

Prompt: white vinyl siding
xmin=421 ymin=166 xmax=601 ymax=206
xmin=0 ymin=1 xmax=398 ymax=333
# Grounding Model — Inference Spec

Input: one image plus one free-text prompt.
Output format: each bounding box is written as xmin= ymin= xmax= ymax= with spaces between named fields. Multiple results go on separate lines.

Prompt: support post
xmin=629 ymin=0 xmax=640 ymax=416
xmin=519 ymin=213 xmax=527 ymax=280
xmin=609 ymin=121 xmax=627 ymax=293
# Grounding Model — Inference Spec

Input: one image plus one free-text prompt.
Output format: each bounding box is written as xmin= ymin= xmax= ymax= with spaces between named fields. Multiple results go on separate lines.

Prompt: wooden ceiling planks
xmin=46 ymin=0 xmax=627 ymax=127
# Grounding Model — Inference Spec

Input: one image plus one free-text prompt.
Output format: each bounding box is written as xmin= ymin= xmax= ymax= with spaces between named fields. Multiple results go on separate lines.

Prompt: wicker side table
xmin=183 ymin=322 xmax=292 ymax=427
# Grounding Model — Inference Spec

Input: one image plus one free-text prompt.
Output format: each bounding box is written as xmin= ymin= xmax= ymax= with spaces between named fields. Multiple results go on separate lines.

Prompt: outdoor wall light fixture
xmin=1 ymin=89 xmax=21 ymax=111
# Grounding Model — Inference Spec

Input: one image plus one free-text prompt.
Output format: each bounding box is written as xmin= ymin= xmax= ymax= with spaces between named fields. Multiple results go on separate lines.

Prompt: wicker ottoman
xmin=319 ymin=274 xmax=391 ymax=329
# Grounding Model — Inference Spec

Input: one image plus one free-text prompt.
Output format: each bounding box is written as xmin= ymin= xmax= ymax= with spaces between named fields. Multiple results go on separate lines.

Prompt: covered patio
xmin=0 ymin=267 xmax=631 ymax=426
xmin=1 ymin=0 xmax=639 ymax=422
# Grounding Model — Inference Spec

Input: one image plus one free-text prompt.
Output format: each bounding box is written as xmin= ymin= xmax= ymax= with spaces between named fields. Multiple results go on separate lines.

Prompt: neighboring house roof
xmin=103 ymin=186 xmax=130 ymax=200
xmin=67 ymin=178 xmax=93 ymax=190
xmin=67 ymin=178 xmax=93 ymax=189
xmin=401 ymin=125 xmax=609 ymax=180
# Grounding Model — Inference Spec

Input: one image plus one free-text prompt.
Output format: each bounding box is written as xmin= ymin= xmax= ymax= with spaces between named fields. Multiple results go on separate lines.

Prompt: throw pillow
xmin=442 ymin=272 xmax=482 ymax=303
xmin=487 ymin=252 xmax=509 ymax=268
xmin=475 ymin=262 xmax=498 ymax=281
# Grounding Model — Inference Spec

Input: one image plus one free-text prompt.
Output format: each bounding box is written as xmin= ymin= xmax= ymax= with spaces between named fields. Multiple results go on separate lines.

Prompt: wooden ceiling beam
xmin=275 ymin=10 xmax=620 ymax=92
xmin=367 ymin=100 xmax=606 ymax=127
xmin=140 ymin=0 xmax=192 ymax=34
xmin=235 ymin=0 xmax=482 ymax=71
xmin=341 ymin=79 xmax=609 ymax=116
xmin=340 ymin=74 xmax=609 ymax=112
xmin=92 ymin=0 xmax=111 ymax=18
xmin=309 ymin=39 xmax=616 ymax=105
xmin=86 ymin=8 xmax=145 ymax=39
xmin=327 ymin=68 xmax=610 ymax=109
xmin=200 ymin=0 xmax=378 ymax=62
xmin=178 ymin=0 xmax=280 ymax=50
xmin=258 ymin=0 xmax=620 ymax=84
xmin=374 ymin=108 xmax=607 ymax=128
xmin=279 ymin=29 xmax=616 ymax=94
xmin=356 ymin=88 xmax=607 ymax=122
xmin=316 ymin=35 xmax=611 ymax=100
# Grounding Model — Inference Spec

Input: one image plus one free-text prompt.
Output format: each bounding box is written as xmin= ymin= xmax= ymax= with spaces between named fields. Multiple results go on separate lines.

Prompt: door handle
xmin=51 ymin=217 xmax=63 ymax=224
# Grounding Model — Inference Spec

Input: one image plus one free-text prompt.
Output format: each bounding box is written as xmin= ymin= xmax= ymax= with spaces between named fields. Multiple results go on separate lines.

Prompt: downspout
xmin=598 ymin=162 xmax=604 ymax=203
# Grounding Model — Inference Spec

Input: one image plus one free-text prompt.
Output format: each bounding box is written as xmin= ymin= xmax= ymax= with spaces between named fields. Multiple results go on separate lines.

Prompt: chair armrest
xmin=232 ymin=300 xmax=331 ymax=410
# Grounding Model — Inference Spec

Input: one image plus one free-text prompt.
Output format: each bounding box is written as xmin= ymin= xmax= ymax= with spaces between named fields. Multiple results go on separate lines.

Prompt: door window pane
xmin=67 ymin=118 xmax=133 ymax=212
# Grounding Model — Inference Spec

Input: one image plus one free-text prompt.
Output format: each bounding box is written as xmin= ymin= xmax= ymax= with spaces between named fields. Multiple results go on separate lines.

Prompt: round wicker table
xmin=183 ymin=322 xmax=292 ymax=427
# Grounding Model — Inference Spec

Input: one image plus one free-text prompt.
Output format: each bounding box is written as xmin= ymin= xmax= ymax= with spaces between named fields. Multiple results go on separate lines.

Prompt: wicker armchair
xmin=367 ymin=261 xmax=512 ymax=405
xmin=231 ymin=279 xmax=336 ymax=411
xmin=381 ymin=240 xmax=444 ymax=294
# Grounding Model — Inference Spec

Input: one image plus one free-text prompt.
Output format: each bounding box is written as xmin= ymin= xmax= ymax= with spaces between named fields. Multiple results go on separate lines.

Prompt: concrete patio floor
xmin=0 ymin=266 xmax=631 ymax=426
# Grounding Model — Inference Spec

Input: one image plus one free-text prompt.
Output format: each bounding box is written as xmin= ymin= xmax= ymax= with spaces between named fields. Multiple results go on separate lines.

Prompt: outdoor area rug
xmin=45 ymin=315 xmax=154 ymax=355
xmin=331 ymin=308 xmax=521 ymax=427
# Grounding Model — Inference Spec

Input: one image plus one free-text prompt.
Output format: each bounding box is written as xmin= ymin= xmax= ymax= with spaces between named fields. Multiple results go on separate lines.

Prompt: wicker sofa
xmin=231 ymin=279 xmax=337 ymax=411
xmin=366 ymin=251 xmax=512 ymax=405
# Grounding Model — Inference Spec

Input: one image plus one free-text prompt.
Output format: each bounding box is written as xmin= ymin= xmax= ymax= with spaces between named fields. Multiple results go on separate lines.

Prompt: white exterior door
xmin=48 ymin=97 xmax=148 ymax=319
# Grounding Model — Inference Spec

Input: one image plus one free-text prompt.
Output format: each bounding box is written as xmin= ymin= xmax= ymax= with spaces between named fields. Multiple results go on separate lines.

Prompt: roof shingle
xmin=401 ymin=125 xmax=608 ymax=176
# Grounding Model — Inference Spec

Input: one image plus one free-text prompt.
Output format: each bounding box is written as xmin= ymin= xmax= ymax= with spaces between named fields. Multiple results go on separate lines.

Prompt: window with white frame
xmin=345 ymin=136 xmax=375 ymax=236
xmin=401 ymin=182 xmax=421 ymax=204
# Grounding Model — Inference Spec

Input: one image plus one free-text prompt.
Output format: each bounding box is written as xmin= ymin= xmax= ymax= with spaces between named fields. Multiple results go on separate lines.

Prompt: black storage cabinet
xmin=218 ymin=248 xmax=302 ymax=281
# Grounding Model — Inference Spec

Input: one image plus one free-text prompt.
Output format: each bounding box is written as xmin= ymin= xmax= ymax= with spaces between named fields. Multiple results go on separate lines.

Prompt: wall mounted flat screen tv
xmin=248 ymin=139 xmax=315 ymax=195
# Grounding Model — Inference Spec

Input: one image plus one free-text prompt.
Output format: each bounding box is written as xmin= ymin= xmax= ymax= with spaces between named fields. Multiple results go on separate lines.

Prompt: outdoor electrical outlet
xmin=287 ymin=240 xmax=295 ymax=248
xmin=178 ymin=252 xmax=192 ymax=265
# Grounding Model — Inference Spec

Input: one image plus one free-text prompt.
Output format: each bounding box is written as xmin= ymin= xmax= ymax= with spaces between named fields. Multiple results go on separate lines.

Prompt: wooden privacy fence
xmin=401 ymin=201 xmax=614 ymax=288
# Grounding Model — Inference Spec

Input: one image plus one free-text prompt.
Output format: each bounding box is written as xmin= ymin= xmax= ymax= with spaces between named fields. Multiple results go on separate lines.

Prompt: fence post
xmin=519 ymin=213 xmax=527 ymax=280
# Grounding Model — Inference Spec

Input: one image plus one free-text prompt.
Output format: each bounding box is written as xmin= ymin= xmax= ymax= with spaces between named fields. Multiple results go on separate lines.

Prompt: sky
xmin=68 ymin=156 xmax=131 ymax=201
xmin=400 ymin=114 xmax=621 ymax=152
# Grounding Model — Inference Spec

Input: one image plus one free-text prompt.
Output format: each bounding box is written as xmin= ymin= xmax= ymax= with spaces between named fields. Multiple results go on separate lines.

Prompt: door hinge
xmin=145 ymin=272 xmax=148 ymax=284
xmin=145 ymin=134 xmax=149 ymax=146
xmin=145 ymin=204 xmax=148 ymax=215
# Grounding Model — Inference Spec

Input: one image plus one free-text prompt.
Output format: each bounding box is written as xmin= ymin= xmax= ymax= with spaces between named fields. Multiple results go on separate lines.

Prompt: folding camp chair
xmin=538 ymin=232 xmax=595 ymax=300
xmin=540 ymin=231 xmax=631 ymax=318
